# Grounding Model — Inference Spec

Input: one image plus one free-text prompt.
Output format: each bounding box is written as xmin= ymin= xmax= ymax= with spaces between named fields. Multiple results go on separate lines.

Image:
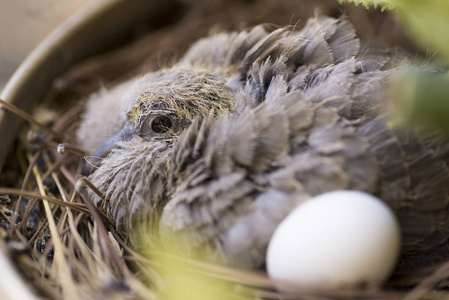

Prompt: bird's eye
xmin=150 ymin=115 xmax=173 ymax=133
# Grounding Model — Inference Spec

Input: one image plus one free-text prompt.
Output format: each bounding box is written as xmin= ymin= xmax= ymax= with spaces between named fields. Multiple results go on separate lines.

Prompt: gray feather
xmin=79 ymin=16 xmax=449 ymax=275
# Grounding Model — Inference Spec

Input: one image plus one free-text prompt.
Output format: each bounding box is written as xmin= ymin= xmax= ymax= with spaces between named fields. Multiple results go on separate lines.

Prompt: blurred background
xmin=0 ymin=0 xmax=89 ymax=89
xmin=0 ymin=0 xmax=414 ymax=91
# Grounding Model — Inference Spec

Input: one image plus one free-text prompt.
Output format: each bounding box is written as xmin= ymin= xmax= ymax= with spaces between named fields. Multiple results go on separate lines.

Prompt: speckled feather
xmin=78 ymin=16 xmax=449 ymax=274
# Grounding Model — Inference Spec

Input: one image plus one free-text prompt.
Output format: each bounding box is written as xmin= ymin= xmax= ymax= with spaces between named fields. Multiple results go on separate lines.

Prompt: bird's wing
xmin=163 ymin=17 xmax=449 ymax=272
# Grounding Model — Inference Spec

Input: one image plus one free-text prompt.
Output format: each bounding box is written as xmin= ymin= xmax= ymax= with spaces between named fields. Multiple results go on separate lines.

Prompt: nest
xmin=0 ymin=0 xmax=447 ymax=299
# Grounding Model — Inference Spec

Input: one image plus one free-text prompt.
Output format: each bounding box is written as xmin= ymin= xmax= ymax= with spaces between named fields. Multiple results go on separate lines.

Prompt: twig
xmin=17 ymin=198 xmax=39 ymax=234
xmin=81 ymin=177 xmax=109 ymax=205
xmin=30 ymin=155 xmax=77 ymax=300
xmin=0 ymin=188 xmax=89 ymax=214
xmin=41 ymin=154 xmax=69 ymax=181
xmin=60 ymin=166 xmax=77 ymax=187
xmin=28 ymin=218 xmax=49 ymax=247
xmin=76 ymin=178 xmax=128 ymax=277
xmin=0 ymin=98 xmax=64 ymax=140
xmin=51 ymin=102 xmax=85 ymax=133
xmin=10 ymin=149 xmax=42 ymax=235
xmin=45 ymin=141 xmax=86 ymax=157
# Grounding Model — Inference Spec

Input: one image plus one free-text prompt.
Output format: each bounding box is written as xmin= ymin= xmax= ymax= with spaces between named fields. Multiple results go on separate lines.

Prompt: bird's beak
xmin=82 ymin=122 xmax=134 ymax=175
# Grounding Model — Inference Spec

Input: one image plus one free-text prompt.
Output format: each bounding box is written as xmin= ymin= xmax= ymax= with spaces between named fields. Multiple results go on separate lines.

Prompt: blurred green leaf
xmin=341 ymin=0 xmax=449 ymax=62
xmin=338 ymin=0 xmax=399 ymax=10
xmin=390 ymin=71 xmax=449 ymax=131
xmin=397 ymin=0 xmax=449 ymax=62
xmin=142 ymin=235 xmax=252 ymax=300
xmin=341 ymin=1 xmax=449 ymax=133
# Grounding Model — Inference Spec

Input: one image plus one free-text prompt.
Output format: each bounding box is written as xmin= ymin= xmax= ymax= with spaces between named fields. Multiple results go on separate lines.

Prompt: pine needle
xmin=0 ymin=98 xmax=64 ymax=141
xmin=29 ymin=153 xmax=78 ymax=300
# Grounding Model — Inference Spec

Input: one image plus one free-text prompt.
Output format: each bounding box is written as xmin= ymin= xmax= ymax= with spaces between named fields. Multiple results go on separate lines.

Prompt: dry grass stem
xmin=0 ymin=98 xmax=64 ymax=140
xmin=29 ymin=154 xmax=78 ymax=299
xmin=10 ymin=149 xmax=42 ymax=234
xmin=0 ymin=188 xmax=88 ymax=213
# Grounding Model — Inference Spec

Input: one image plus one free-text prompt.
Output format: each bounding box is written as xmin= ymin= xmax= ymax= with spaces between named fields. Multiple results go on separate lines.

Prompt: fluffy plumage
xmin=78 ymin=16 xmax=449 ymax=274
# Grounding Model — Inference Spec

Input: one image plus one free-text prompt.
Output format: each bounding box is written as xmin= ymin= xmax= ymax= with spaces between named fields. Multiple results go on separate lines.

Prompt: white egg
xmin=266 ymin=190 xmax=401 ymax=288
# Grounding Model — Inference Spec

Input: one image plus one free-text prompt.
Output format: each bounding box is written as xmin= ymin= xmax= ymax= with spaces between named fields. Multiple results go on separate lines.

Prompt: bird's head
xmin=122 ymin=67 xmax=234 ymax=141
xmin=85 ymin=67 xmax=235 ymax=238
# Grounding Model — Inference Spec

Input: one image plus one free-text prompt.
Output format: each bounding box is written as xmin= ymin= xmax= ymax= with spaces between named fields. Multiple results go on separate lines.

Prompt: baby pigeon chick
xmin=78 ymin=16 xmax=449 ymax=274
